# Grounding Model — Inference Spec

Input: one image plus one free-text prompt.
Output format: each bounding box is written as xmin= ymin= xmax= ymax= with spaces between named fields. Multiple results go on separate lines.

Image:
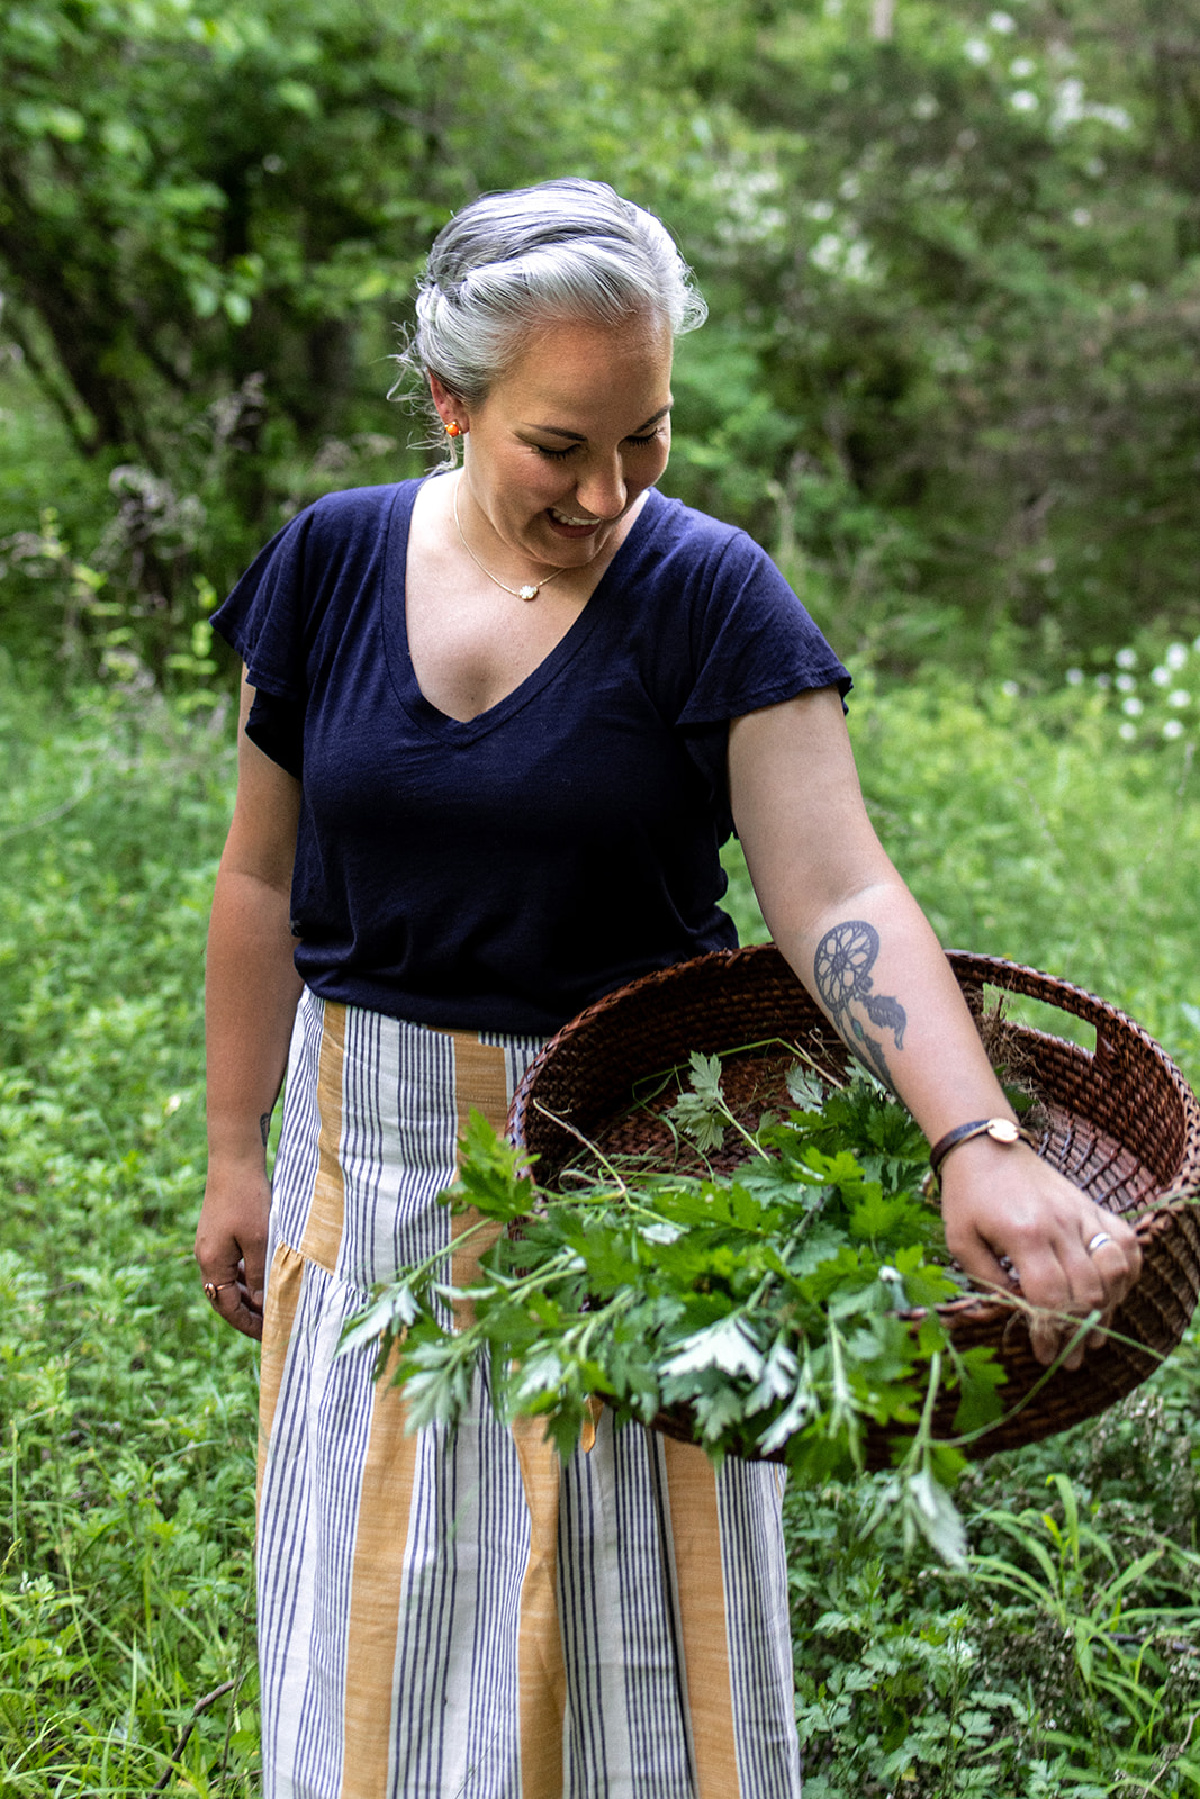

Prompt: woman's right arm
xmin=195 ymin=670 xmax=304 ymax=1340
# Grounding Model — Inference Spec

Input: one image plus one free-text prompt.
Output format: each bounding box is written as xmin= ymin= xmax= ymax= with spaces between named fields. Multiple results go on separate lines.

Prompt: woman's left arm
xmin=729 ymin=687 xmax=1142 ymax=1368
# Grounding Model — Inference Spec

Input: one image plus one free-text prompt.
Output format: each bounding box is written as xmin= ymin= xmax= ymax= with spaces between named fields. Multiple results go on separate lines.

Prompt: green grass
xmin=2 ymin=661 xmax=1199 ymax=1793
xmin=0 ymin=672 xmax=259 ymax=1793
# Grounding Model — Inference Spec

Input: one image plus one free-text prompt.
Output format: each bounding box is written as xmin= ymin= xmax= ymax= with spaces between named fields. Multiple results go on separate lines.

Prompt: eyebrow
xmin=521 ymin=404 xmax=673 ymax=442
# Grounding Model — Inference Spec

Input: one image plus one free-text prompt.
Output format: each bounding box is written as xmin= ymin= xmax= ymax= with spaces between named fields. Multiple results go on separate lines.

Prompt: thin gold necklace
xmin=452 ymin=479 xmax=567 ymax=603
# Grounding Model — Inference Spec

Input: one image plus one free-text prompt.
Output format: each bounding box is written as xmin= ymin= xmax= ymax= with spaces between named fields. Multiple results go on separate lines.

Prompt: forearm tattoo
xmin=813 ymin=920 xmax=907 ymax=1088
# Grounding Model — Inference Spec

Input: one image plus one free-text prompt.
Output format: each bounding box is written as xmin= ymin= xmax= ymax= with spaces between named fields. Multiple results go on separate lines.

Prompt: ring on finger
xmin=203 ymin=1280 xmax=239 ymax=1306
xmin=1085 ymin=1230 xmax=1113 ymax=1256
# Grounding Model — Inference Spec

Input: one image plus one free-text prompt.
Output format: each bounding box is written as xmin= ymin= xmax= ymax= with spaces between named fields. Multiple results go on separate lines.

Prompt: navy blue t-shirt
xmin=211 ymin=478 xmax=850 ymax=1034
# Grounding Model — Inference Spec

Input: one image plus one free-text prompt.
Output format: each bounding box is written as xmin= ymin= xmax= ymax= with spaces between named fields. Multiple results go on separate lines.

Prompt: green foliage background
xmin=1 ymin=0 xmax=1199 ymax=1791
xmin=2 ymin=0 xmax=1200 ymax=682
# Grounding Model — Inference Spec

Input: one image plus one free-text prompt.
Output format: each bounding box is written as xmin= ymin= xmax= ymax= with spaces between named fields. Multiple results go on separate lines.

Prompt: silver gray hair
xmin=394 ymin=179 xmax=706 ymax=420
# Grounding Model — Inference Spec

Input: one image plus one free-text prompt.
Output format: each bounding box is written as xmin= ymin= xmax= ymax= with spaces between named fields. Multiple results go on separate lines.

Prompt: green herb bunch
xmin=342 ymin=1058 xmax=1008 ymax=1563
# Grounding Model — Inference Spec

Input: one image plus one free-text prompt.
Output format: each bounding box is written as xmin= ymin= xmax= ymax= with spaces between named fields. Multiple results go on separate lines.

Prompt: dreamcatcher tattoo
xmin=812 ymin=920 xmax=907 ymax=1088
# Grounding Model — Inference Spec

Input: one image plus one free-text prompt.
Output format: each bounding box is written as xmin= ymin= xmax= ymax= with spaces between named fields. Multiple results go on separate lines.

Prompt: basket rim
xmin=509 ymin=943 xmax=1200 ymax=1335
xmin=505 ymin=943 xmax=1200 ymax=1459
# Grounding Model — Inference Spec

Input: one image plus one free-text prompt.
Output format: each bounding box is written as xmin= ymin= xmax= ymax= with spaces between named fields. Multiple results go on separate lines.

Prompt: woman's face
xmin=438 ymin=312 xmax=674 ymax=572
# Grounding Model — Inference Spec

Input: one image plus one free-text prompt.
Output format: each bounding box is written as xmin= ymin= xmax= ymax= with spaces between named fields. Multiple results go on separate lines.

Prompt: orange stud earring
xmin=445 ymin=421 xmax=462 ymax=438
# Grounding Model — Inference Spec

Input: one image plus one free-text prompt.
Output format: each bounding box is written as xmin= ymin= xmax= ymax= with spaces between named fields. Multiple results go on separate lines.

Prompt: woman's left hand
xmin=936 ymin=1135 xmax=1143 ymax=1368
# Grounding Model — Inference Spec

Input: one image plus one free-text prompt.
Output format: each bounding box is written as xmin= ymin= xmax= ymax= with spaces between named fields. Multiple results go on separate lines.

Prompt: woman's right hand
xmin=196 ymin=1158 xmax=272 ymax=1340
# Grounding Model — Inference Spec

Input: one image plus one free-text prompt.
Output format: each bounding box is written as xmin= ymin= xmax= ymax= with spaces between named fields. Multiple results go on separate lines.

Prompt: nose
xmin=574 ymin=457 xmax=627 ymax=521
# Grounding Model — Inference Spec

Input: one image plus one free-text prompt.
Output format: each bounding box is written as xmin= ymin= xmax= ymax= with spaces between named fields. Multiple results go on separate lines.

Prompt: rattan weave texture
xmin=509 ymin=945 xmax=1200 ymax=1465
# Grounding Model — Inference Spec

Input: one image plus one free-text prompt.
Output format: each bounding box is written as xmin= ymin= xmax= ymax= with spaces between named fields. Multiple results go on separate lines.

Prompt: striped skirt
xmin=257 ymin=989 xmax=802 ymax=1798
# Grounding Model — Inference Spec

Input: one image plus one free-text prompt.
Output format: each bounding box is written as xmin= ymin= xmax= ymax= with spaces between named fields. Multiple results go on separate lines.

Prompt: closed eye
xmin=532 ymin=430 xmax=664 ymax=462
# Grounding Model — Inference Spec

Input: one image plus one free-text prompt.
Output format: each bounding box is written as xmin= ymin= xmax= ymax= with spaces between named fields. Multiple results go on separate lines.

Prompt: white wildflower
xmin=1054 ymin=79 xmax=1085 ymax=129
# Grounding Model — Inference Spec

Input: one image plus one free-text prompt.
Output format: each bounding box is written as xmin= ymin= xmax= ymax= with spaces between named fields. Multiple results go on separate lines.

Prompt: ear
xmin=429 ymin=374 xmax=468 ymax=435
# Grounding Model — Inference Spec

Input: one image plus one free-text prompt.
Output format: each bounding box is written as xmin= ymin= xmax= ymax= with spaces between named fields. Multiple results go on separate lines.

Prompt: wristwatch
xmin=928 ymin=1117 xmax=1036 ymax=1180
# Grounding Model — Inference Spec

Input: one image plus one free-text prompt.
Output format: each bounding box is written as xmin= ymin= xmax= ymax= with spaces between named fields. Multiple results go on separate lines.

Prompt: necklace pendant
xmin=453 ymin=481 xmax=564 ymax=603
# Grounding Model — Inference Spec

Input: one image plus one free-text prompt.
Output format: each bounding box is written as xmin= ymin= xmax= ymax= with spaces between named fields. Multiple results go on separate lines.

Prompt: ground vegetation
xmin=1 ymin=1 xmax=1198 ymax=1790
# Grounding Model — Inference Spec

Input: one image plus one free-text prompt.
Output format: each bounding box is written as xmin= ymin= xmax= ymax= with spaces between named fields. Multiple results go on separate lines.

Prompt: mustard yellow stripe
xmin=448 ymin=1035 xmax=567 ymax=1792
xmin=339 ymin=1348 xmax=418 ymax=1799
xmin=256 ymin=1243 xmax=305 ymax=1517
xmin=449 ymin=1032 xmax=512 ymax=1141
xmin=298 ymin=1001 xmax=348 ymax=1273
xmin=513 ymin=1413 xmax=567 ymax=1799
xmin=663 ymin=1438 xmax=740 ymax=1796
xmin=449 ymin=1034 xmax=511 ymax=1315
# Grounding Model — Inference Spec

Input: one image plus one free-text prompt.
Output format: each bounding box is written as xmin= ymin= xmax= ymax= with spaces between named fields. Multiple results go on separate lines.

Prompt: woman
xmin=197 ymin=179 xmax=1140 ymax=1798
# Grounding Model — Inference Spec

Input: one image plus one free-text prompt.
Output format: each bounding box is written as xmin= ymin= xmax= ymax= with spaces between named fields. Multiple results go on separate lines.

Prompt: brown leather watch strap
xmin=928 ymin=1116 xmax=1034 ymax=1178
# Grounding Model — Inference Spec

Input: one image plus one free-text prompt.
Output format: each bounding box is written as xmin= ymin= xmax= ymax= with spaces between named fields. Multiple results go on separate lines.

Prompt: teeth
xmin=551 ymin=510 xmax=595 ymax=526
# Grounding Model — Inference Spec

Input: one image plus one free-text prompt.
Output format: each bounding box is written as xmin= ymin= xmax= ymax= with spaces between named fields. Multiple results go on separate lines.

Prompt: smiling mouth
xmin=549 ymin=508 xmax=600 ymax=528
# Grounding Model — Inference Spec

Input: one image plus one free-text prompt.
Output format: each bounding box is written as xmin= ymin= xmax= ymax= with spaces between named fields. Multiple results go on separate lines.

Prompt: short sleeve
xmin=651 ymin=521 xmax=849 ymax=832
xmin=211 ymin=486 xmax=405 ymax=778
xmin=210 ymin=510 xmax=312 ymax=705
xmin=245 ymin=689 xmax=305 ymax=778
xmin=678 ymin=530 xmax=851 ymax=728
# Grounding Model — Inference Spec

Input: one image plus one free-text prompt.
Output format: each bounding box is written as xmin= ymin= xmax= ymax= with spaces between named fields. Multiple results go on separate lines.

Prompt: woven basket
xmin=509 ymin=945 xmax=1200 ymax=1466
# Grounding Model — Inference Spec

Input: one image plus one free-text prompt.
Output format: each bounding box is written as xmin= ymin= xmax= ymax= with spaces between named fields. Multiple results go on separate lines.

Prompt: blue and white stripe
xmin=255 ymin=989 xmax=802 ymax=1798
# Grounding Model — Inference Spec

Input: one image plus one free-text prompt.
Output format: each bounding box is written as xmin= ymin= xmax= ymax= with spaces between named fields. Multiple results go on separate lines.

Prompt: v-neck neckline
xmin=381 ymin=478 xmax=662 ymax=742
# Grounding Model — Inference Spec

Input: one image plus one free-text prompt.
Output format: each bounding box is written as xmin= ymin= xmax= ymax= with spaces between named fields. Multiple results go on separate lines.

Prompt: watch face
xmin=987 ymin=1119 xmax=1021 ymax=1145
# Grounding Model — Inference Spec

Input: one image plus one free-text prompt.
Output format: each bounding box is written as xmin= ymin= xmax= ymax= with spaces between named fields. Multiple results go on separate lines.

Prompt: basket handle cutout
xmin=979 ymin=985 xmax=1098 ymax=1057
